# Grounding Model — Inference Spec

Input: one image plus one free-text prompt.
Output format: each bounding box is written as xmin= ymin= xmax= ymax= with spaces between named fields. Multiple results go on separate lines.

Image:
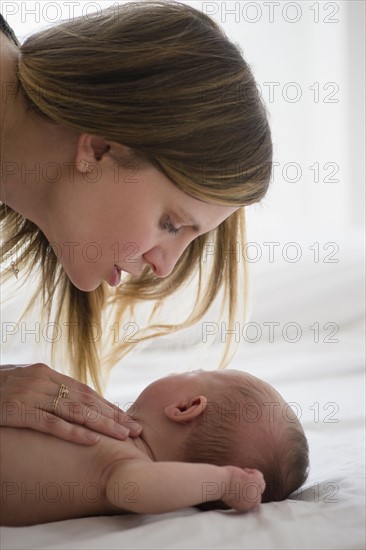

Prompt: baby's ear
xmin=164 ymin=395 xmax=208 ymax=423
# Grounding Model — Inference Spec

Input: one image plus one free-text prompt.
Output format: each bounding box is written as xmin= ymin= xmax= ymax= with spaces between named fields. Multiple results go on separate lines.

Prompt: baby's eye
xmin=162 ymin=218 xmax=181 ymax=236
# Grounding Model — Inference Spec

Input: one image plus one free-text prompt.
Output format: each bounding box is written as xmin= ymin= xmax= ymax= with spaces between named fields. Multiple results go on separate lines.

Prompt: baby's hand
xmin=222 ymin=466 xmax=265 ymax=512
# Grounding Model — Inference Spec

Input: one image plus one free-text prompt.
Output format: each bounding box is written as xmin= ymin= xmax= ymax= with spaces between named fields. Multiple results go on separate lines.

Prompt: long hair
xmin=0 ymin=1 xmax=273 ymax=393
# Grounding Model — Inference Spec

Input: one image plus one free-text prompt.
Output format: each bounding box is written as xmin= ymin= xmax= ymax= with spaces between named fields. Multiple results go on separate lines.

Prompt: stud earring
xmin=80 ymin=160 xmax=90 ymax=173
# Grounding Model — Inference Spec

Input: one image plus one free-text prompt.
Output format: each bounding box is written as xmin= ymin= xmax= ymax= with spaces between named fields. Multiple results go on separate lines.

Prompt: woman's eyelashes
xmin=162 ymin=217 xmax=181 ymax=236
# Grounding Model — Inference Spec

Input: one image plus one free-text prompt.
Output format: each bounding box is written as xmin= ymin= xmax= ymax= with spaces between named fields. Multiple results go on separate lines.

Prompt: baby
xmin=0 ymin=369 xmax=309 ymax=526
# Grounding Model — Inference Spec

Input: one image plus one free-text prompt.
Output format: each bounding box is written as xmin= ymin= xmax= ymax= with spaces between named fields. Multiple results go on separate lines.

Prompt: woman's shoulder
xmin=0 ymin=13 xmax=20 ymax=47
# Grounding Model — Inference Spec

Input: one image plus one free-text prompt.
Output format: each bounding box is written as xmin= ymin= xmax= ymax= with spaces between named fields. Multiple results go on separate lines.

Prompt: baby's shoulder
xmin=97 ymin=434 xmax=147 ymax=461
xmin=97 ymin=436 xmax=150 ymax=490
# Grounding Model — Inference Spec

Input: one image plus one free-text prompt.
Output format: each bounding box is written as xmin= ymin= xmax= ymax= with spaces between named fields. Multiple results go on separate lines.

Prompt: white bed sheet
xmin=1 ymin=229 xmax=365 ymax=549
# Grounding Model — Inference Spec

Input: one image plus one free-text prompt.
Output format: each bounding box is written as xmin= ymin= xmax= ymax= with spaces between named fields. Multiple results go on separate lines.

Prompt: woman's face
xmin=44 ymin=140 xmax=238 ymax=291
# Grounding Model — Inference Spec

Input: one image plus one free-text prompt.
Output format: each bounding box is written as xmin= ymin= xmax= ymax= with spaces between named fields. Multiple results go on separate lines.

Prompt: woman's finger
xmin=46 ymin=398 xmax=133 ymax=441
xmin=25 ymin=363 xmax=143 ymax=436
xmin=1 ymin=363 xmax=142 ymax=442
xmin=45 ymin=375 xmax=142 ymax=438
xmin=20 ymin=411 xmax=103 ymax=446
xmin=1 ymin=391 xmax=100 ymax=445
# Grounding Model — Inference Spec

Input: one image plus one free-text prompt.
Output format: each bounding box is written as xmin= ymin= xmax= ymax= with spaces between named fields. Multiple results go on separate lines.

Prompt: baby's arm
xmin=105 ymin=459 xmax=265 ymax=514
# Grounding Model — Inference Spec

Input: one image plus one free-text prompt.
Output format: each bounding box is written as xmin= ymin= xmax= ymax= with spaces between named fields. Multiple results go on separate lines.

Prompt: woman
xmin=0 ymin=2 xmax=272 ymax=445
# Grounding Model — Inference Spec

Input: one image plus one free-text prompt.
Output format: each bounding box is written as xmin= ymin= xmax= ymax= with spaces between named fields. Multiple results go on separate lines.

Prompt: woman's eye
xmin=162 ymin=218 xmax=181 ymax=236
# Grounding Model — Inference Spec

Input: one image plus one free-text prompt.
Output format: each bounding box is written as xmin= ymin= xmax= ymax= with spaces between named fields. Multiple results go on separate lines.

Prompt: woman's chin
xmin=66 ymin=270 xmax=101 ymax=292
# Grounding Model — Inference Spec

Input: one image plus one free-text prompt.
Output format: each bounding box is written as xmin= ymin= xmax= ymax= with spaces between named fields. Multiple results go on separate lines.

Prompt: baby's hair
xmin=181 ymin=375 xmax=309 ymax=507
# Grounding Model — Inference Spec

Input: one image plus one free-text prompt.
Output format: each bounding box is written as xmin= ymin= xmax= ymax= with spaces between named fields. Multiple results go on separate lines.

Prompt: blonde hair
xmin=181 ymin=378 xmax=309 ymax=505
xmin=0 ymin=1 xmax=272 ymax=394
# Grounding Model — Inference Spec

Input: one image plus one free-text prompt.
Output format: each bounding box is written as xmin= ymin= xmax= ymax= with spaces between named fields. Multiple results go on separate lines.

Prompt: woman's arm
xmin=105 ymin=459 xmax=265 ymax=514
xmin=0 ymin=363 xmax=142 ymax=445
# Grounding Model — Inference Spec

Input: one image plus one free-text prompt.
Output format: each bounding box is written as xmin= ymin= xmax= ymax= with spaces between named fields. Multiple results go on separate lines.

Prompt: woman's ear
xmin=75 ymin=133 xmax=111 ymax=171
xmin=164 ymin=395 xmax=208 ymax=424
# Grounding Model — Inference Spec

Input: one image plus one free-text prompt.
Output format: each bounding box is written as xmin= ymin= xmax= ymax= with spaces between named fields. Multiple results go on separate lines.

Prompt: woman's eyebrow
xmin=177 ymin=206 xmax=201 ymax=232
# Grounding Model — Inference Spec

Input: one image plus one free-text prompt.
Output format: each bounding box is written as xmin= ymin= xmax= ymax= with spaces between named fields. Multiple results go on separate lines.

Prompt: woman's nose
xmin=145 ymin=254 xmax=176 ymax=278
xmin=144 ymin=239 xmax=191 ymax=278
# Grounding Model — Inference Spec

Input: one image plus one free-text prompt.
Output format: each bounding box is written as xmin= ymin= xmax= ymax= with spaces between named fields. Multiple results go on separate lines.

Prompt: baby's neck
xmin=129 ymin=432 xmax=156 ymax=461
xmin=126 ymin=411 xmax=188 ymax=463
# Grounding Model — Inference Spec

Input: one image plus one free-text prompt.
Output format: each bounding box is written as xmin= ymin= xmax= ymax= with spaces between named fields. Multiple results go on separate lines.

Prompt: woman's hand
xmin=0 ymin=363 xmax=142 ymax=445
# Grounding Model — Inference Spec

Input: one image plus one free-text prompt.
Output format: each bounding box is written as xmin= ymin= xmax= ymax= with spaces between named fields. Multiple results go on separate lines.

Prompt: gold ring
xmin=59 ymin=384 xmax=69 ymax=398
xmin=53 ymin=384 xmax=69 ymax=412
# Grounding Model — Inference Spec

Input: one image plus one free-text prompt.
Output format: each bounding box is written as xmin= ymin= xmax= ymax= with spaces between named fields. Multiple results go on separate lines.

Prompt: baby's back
xmin=0 ymin=427 xmax=138 ymax=525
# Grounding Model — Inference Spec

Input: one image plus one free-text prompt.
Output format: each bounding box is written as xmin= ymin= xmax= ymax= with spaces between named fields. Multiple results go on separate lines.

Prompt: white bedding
xmin=1 ymin=229 xmax=365 ymax=549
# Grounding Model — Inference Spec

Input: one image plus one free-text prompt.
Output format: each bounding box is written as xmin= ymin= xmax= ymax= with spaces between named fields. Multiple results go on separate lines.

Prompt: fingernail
xmin=115 ymin=425 xmax=130 ymax=437
xmin=85 ymin=432 xmax=100 ymax=443
xmin=129 ymin=422 xmax=142 ymax=435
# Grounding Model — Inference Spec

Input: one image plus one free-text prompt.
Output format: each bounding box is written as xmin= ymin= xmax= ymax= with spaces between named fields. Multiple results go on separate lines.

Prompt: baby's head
xmin=129 ymin=369 xmax=309 ymax=504
xmin=180 ymin=369 xmax=309 ymax=504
